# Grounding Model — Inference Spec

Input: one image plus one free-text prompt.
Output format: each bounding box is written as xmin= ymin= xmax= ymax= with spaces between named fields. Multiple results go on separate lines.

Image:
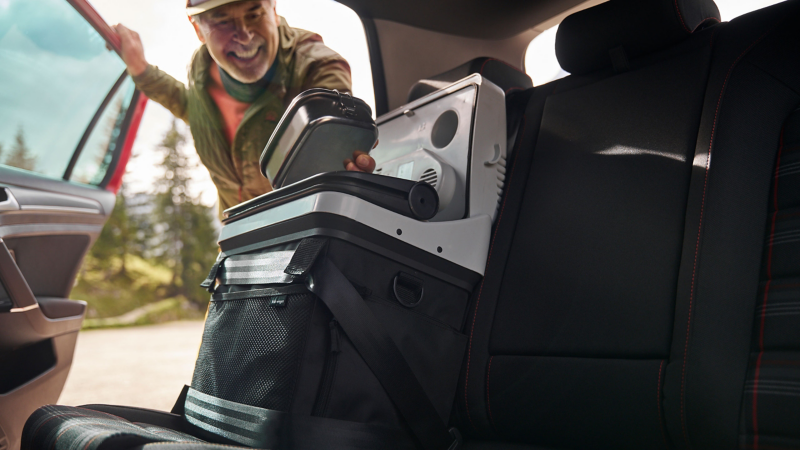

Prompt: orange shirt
xmin=206 ymin=61 xmax=250 ymax=146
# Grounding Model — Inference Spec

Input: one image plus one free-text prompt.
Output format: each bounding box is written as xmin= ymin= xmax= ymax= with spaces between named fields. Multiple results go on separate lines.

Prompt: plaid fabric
xmin=22 ymin=405 xmax=204 ymax=450
xmin=741 ymin=108 xmax=800 ymax=450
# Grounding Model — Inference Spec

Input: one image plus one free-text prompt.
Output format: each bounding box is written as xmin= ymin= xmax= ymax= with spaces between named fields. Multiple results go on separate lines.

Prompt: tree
xmin=151 ymin=120 xmax=218 ymax=304
xmin=89 ymin=182 xmax=134 ymax=276
xmin=6 ymin=126 xmax=37 ymax=171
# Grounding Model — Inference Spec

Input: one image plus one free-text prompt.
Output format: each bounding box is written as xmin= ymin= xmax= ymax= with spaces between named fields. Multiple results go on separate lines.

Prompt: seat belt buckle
xmin=448 ymin=427 xmax=462 ymax=450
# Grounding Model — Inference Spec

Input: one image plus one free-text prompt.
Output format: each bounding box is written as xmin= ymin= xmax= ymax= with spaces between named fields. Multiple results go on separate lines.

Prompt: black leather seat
xmin=21 ymin=0 xmax=800 ymax=449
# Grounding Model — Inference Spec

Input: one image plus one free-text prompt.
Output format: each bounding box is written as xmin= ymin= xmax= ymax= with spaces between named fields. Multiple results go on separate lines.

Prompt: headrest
xmin=556 ymin=0 xmax=720 ymax=75
xmin=408 ymin=57 xmax=533 ymax=103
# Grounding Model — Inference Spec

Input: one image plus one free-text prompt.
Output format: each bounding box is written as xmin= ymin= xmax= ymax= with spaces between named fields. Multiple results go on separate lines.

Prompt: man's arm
xmin=301 ymin=58 xmax=353 ymax=93
xmin=113 ymin=25 xmax=190 ymax=123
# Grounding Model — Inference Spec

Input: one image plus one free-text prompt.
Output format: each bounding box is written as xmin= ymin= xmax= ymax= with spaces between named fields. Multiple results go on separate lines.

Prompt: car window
xmin=524 ymin=25 xmax=569 ymax=87
xmin=69 ymin=76 xmax=136 ymax=185
xmin=0 ymin=0 xmax=129 ymax=184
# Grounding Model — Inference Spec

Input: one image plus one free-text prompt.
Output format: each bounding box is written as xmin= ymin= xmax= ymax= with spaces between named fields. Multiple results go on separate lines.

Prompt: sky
xmin=90 ymin=0 xmax=785 ymax=207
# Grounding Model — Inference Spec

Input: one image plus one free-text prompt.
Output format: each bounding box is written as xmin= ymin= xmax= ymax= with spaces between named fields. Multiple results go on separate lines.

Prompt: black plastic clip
xmin=335 ymin=89 xmax=357 ymax=117
xmin=200 ymin=254 xmax=227 ymax=292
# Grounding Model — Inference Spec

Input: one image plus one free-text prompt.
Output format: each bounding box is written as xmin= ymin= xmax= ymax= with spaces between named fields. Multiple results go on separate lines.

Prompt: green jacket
xmin=132 ymin=17 xmax=352 ymax=217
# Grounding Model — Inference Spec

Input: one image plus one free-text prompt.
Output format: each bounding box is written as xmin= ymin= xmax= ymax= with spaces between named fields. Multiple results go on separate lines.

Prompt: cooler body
xmin=188 ymin=176 xmax=485 ymax=448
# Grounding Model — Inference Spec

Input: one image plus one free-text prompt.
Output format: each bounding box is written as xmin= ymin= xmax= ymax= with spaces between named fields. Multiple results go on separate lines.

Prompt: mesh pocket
xmin=192 ymin=289 xmax=316 ymax=412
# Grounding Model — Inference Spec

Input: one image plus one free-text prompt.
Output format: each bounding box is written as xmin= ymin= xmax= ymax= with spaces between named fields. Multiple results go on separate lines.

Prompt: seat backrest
xmin=456 ymin=0 xmax=800 ymax=448
xmin=670 ymin=4 xmax=800 ymax=448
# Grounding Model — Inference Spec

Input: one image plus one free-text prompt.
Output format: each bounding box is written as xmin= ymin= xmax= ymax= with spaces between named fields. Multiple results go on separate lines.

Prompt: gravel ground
xmin=58 ymin=321 xmax=205 ymax=412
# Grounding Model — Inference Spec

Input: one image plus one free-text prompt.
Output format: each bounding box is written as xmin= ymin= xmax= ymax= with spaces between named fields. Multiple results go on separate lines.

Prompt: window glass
xmin=524 ymin=25 xmax=569 ymax=87
xmin=524 ymin=0 xmax=787 ymax=86
xmin=70 ymin=77 xmax=136 ymax=185
xmin=716 ymin=0 xmax=785 ymax=20
xmin=0 ymin=0 xmax=128 ymax=182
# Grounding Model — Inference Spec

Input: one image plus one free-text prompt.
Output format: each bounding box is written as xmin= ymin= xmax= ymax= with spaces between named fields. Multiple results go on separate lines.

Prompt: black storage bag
xmin=187 ymin=237 xmax=470 ymax=450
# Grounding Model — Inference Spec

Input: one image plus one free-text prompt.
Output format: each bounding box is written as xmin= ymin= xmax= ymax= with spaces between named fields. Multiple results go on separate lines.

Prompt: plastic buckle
xmin=335 ymin=89 xmax=357 ymax=117
xmin=448 ymin=427 xmax=462 ymax=450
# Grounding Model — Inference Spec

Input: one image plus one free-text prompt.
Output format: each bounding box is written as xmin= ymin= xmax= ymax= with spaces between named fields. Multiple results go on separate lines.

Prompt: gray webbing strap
xmin=184 ymin=388 xmax=415 ymax=449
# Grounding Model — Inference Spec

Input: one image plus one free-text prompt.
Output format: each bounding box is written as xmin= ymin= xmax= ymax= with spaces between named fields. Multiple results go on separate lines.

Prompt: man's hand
xmin=343 ymin=150 xmax=376 ymax=173
xmin=112 ymin=24 xmax=148 ymax=77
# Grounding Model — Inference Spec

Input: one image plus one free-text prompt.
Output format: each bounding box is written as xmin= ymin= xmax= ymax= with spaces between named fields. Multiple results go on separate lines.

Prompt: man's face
xmin=192 ymin=1 xmax=279 ymax=83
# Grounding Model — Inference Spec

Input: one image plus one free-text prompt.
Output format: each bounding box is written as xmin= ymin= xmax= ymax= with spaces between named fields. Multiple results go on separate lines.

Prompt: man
xmin=114 ymin=0 xmax=375 ymax=217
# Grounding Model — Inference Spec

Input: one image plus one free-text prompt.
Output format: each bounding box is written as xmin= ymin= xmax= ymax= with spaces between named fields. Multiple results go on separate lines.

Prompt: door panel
xmin=0 ymin=235 xmax=84 ymax=450
xmin=0 ymin=178 xmax=119 ymax=450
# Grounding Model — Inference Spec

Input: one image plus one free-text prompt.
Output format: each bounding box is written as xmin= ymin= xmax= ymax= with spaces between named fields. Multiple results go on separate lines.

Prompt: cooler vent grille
xmin=420 ymin=168 xmax=438 ymax=188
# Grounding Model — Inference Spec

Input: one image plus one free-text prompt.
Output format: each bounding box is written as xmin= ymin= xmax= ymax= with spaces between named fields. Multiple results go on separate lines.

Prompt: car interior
xmin=2 ymin=0 xmax=800 ymax=449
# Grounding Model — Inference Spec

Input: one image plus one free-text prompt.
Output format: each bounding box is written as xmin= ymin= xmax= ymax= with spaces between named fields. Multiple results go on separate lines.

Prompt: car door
xmin=0 ymin=1 xmax=146 ymax=449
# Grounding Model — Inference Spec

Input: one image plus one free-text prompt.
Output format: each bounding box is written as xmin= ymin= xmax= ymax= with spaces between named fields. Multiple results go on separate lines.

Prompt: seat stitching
xmin=82 ymin=434 xmax=105 ymax=450
xmin=760 ymin=360 xmax=800 ymax=366
xmin=505 ymin=87 xmax=525 ymax=95
xmin=75 ymin=407 xmax=131 ymax=423
xmin=758 ymin=282 xmax=800 ymax=290
xmin=673 ymin=0 xmax=690 ymax=33
xmin=742 ymin=445 xmax=800 ymax=450
xmin=464 ymin=115 xmax=527 ymax=431
xmin=753 ymin=128 xmax=784 ymax=450
xmin=679 ymin=22 xmax=783 ymax=449
xmin=144 ymin=442 xmax=253 ymax=448
xmin=30 ymin=412 xmax=91 ymax=447
xmin=658 ymin=360 xmax=668 ymax=450
xmin=54 ymin=421 xmax=102 ymax=448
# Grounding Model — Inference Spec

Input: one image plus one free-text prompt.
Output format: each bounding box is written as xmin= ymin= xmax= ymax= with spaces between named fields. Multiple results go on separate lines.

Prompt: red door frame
xmin=66 ymin=0 xmax=148 ymax=194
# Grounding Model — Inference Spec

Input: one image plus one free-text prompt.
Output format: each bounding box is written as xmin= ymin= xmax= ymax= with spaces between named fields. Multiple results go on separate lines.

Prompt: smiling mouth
xmin=228 ymin=47 xmax=262 ymax=62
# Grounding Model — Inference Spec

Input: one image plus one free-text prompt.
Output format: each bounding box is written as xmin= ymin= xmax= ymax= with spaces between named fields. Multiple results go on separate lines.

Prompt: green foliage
xmin=151 ymin=120 xmax=218 ymax=304
xmin=90 ymin=183 xmax=133 ymax=275
xmin=75 ymin=121 xmax=218 ymax=323
xmin=6 ymin=126 xmax=37 ymax=171
xmin=73 ymin=253 xmax=175 ymax=318
xmin=81 ymin=297 xmax=203 ymax=330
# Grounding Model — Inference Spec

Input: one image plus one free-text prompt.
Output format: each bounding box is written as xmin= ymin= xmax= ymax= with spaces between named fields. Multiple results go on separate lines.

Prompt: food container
xmin=260 ymin=89 xmax=378 ymax=189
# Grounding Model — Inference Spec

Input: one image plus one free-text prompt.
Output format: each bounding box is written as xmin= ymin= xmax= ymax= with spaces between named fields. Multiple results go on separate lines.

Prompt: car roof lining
xmin=334 ymin=0 xmax=601 ymax=40
xmin=348 ymin=0 xmax=605 ymax=113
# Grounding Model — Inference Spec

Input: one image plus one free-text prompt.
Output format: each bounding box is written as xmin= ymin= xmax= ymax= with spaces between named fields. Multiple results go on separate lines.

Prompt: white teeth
xmin=233 ymin=48 xmax=259 ymax=59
